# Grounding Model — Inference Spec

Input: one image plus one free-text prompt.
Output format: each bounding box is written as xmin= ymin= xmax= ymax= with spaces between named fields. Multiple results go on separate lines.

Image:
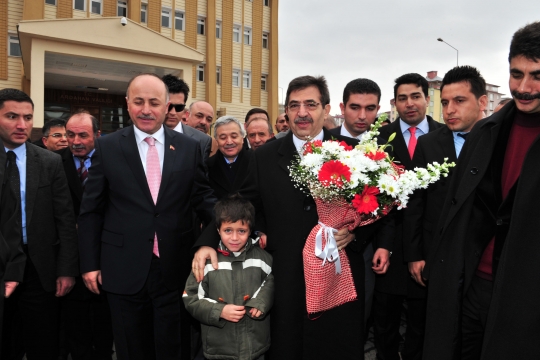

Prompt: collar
xmin=4 ymin=142 xmax=26 ymax=159
xmin=224 ymin=155 xmax=238 ymax=164
xmin=399 ymin=117 xmax=429 ymax=134
xmin=72 ymin=148 xmax=95 ymax=160
xmin=173 ymin=122 xmax=184 ymax=133
xmin=133 ymin=124 xmax=165 ymax=145
xmin=292 ymin=130 xmax=324 ymax=152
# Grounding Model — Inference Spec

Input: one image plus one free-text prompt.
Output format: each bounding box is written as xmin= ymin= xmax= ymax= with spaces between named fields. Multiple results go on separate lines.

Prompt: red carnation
xmin=352 ymin=185 xmax=380 ymax=214
xmin=366 ymin=150 xmax=386 ymax=161
xmin=318 ymin=160 xmax=351 ymax=188
xmin=312 ymin=140 xmax=323 ymax=147
xmin=339 ymin=141 xmax=353 ymax=151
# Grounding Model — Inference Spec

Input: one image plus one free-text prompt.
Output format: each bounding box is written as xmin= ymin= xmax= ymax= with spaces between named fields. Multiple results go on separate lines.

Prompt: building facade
xmin=1 ymin=0 xmax=279 ymax=138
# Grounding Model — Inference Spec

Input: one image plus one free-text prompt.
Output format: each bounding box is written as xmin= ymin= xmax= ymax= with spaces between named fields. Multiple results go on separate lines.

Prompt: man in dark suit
xmin=78 ymin=74 xmax=216 ymax=360
xmin=373 ymin=73 xmax=443 ymax=360
xmin=193 ymin=75 xmax=394 ymax=359
xmin=207 ymin=116 xmax=252 ymax=200
xmin=404 ymin=66 xmax=487 ymax=289
xmin=162 ymin=74 xmax=212 ymax=164
xmin=56 ymin=112 xmax=114 ymax=360
xmin=329 ymin=78 xmax=383 ymax=327
xmin=423 ymin=22 xmax=540 ymax=360
xmin=0 ymin=88 xmax=78 ymax=360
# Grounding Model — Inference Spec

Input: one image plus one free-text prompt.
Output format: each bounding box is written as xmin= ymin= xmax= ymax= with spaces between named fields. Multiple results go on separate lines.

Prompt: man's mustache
xmin=294 ymin=117 xmax=313 ymax=123
xmin=72 ymin=144 xmax=85 ymax=150
xmin=512 ymin=90 xmax=540 ymax=100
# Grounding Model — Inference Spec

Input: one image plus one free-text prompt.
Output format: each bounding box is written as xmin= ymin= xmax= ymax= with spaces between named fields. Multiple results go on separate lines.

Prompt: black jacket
xmin=206 ymin=149 xmax=252 ymax=200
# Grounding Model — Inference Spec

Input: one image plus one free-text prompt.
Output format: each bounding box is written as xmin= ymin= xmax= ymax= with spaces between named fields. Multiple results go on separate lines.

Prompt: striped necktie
xmin=77 ymin=156 xmax=89 ymax=187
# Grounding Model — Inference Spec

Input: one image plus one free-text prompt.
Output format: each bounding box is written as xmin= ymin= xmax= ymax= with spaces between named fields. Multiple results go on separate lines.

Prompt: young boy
xmin=183 ymin=195 xmax=274 ymax=360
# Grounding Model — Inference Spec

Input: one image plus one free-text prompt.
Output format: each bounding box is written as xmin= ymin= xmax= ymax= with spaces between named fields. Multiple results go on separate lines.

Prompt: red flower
xmin=366 ymin=150 xmax=386 ymax=161
xmin=318 ymin=160 xmax=351 ymax=188
xmin=312 ymin=140 xmax=323 ymax=147
xmin=302 ymin=140 xmax=323 ymax=156
xmin=352 ymin=185 xmax=380 ymax=214
xmin=339 ymin=141 xmax=353 ymax=151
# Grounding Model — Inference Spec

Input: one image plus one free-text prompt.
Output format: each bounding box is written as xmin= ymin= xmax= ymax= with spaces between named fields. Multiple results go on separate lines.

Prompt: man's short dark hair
xmin=42 ymin=119 xmax=66 ymax=136
xmin=244 ymin=108 xmax=269 ymax=125
xmin=440 ymin=66 xmax=487 ymax=100
xmin=509 ymin=21 xmax=540 ymax=62
xmin=285 ymin=75 xmax=330 ymax=107
xmin=66 ymin=111 xmax=100 ymax=136
xmin=0 ymin=88 xmax=34 ymax=110
xmin=215 ymin=194 xmax=255 ymax=231
xmin=393 ymin=73 xmax=429 ymax=99
xmin=343 ymin=78 xmax=381 ymax=105
xmin=162 ymin=74 xmax=190 ymax=103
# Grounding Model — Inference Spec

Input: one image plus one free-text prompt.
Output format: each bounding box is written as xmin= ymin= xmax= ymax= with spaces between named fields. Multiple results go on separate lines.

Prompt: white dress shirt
xmin=340 ymin=125 xmax=370 ymax=141
xmin=292 ymin=130 xmax=324 ymax=153
xmin=133 ymin=125 xmax=165 ymax=174
xmin=399 ymin=117 xmax=429 ymax=146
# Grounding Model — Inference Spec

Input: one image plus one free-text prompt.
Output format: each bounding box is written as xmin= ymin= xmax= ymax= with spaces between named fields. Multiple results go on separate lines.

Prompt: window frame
xmin=243 ymin=71 xmax=251 ymax=89
xmin=216 ymin=67 xmax=221 ymax=85
xmin=261 ymin=75 xmax=267 ymax=91
xmin=215 ymin=21 xmax=222 ymax=39
xmin=161 ymin=7 xmax=172 ymax=28
xmin=117 ymin=1 xmax=127 ymax=17
xmin=264 ymin=0 xmax=270 ymax=6
xmin=244 ymin=27 xmax=252 ymax=45
xmin=140 ymin=2 xmax=148 ymax=23
xmin=197 ymin=17 xmax=206 ymax=35
xmin=73 ymin=0 xmax=86 ymax=11
xmin=8 ymin=33 xmax=21 ymax=57
xmin=90 ymin=0 xmax=102 ymax=15
xmin=232 ymin=70 xmax=240 ymax=87
xmin=233 ymin=25 xmax=241 ymax=43
xmin=197 ymin=64 xmax=205 ymax=82
xmin=45 ymin=0 xmax=57 ymax=5
xmin=262 ymin=32 xmax=269 ymax=49
xmin=175 ymin=10 xmax=185 ymax=31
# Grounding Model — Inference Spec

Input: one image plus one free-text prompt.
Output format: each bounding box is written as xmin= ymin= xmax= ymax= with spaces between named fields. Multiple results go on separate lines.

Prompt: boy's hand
xmin=220 ymin=305 xmax=245 ymax=322
xmin=249 ymin=307 xmax=263 ymax=318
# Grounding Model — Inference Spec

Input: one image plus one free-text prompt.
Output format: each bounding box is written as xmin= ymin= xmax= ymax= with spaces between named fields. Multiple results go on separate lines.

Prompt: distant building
xmin=485 ymin=83 xmax=505 ymax=117
xmin=333 ymin=114 xmax=344 ymax=126
xmin=426 ymin=70 xmax=443 ymax=122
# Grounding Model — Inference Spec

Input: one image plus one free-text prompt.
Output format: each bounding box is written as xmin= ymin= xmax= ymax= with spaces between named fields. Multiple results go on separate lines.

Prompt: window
xmin=216 ymin=21 xmax=221 ymax=39
xmin=8 ymin=34 xmax=21 ymax=57
xmin=197 ymin=17 xmax=205 ymax=35
xmin=141 ymin=3 xmax=147 ymax=23
xmin=117 ymin=1 xmax=127 ymax=16
xmin=175 ymin=11 xmax=184 ymax=30
xmin=45 ymin=0 xmax=56 ymax=5
xmin=261 ymin=75 xmax=267 ymax=91
xmin=216 ymin=67 xmax=221 ymax=85
xmin=243 ymin=71 xmax=251 ymax=89
xmin=162 ymin=8 xmax=172 ymax=28
xmin=197 ymin=65 xmax=205 ymax=82
xmin=91 ymin=0 xmax=102 ymax=14
xmin=232 ymin=70 xmax=240 ymax=87
xmin=233 ymin=25 xmax=241 ymax=43
xmin=429 ymin=88 xmax=434 ymax=96
xmin=489 ymin=93 xmax=493 ymax=100
xmin=262 ymin=32 xmax=269 ymax=49
xmin=244 ymin=27 xmax=252 ymax=45
xmin=73 ymin=0 xmax=85 ymax=11
xmin=430 ymin=101 xmax=434 ymax=107
xmin=264 ymin=0 xmax=270 ymax=6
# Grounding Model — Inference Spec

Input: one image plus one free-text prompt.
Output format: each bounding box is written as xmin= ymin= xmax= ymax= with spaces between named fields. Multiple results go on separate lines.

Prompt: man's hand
xmin=408 ymin=260 xmax=426 ymax=286
xmin=335 ymin=227 xmax=355 ymax=251
xmin=372 ymin=248 xmax=390 ymax=274
xmin=56 ymin=276 xmax=75 ymax=297
xmin=192 ymin=246 xmax=217 ymax=282
xmin=4 ymin=281 xmax=18 ymax=298
xmin=82 ymin=271 xmax=102 ymax=294
xmin=220 ymin=304 xmax=245 ymax=322
xmin=249 ymin=307 xmax=263 ymax=318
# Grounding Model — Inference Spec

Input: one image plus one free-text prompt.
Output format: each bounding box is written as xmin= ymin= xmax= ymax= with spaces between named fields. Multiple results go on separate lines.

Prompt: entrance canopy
xmin=17 ymin=17 xmax=204 ymax=127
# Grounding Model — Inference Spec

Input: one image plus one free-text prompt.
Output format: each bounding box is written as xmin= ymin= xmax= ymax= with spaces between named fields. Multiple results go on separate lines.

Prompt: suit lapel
xmin=120 ymin=127 xmax=154 ymax=205
xmin=25 ymin=144 xmax=40 ymax=227
xmin=62 ymin=148 xmax=83 ymax=202
xmin=388 ymin=121 xmax=413 ymax=169
xmin=277 ymin=132 xmax=298 ymax=174
xmin=157 ymin=127 xmax=177 ymax=204
xmin=440 ymin=127 xmax=458 ymax=162
xmin=231 ymin=150 xmax=249 ymax=190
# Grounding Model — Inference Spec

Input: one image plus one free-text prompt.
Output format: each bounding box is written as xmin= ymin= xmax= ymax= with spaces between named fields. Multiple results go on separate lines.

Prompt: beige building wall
xmin=2 ymin=0 xmax=278 ymax=131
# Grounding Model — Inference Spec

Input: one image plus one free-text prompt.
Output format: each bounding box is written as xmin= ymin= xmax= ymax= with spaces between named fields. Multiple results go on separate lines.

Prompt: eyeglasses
xmin=168 ymin=103 xmax=186 ymax=112
xmin=45 ymin=133 xmax=68 ymax=139
xmin=287 ymin=102 xmax=320 ymax=112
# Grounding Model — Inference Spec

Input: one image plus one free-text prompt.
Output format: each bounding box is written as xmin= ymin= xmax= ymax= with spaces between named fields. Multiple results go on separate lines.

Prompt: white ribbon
xmin=314 ymin=222 xmax=341 ymax=274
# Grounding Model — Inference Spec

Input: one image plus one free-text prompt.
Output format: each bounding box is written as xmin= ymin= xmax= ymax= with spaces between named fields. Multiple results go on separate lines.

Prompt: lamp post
xmin=437 ymin=38 xmax=458 ymax=66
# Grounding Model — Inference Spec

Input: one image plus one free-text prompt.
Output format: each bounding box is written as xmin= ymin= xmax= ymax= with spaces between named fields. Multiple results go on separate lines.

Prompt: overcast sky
xmin=277 ymin=1 xmax=540 ymax=114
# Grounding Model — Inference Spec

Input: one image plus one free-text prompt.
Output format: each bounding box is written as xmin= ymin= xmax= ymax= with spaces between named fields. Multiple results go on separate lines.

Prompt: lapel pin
xmin=170 ymin=145 xmax=175 ymax=151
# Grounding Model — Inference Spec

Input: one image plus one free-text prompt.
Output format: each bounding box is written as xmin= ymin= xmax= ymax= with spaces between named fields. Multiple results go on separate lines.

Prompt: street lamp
xmin=437 ymin=38 xmax=458 ymax=66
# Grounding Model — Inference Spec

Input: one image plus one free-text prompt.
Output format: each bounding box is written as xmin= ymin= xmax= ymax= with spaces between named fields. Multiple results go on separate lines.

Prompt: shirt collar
xmin=399 ymin=117 xmax=429 ymax=134
xmin=173 ymin=122 xmax=184 ymax=133
xmin=4 ymin=143 xmax=26 ymax=160
xmin=452 ymin=131 xmax=469 ymax=140
xmin=292 ymin=130 xmax=324 ymax=152
xmin=133 ymin=124 xmax=165 ymax=145
xmin=72 ymin=148 xmax=95 ymax=160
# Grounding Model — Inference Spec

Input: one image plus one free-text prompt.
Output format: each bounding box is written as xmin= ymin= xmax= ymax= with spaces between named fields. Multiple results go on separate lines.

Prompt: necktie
xmin=6 ymin=151 xmax=22 ymax=235
xmin=144 ymin=137 xmax=161 ymax=257
xmin=408 ymin=127 xmax=417 ymax=159
xmin=457 ymin=132 xmax=469 ymax=140
xmin=77 ymin=156 xmax=89 ymax=187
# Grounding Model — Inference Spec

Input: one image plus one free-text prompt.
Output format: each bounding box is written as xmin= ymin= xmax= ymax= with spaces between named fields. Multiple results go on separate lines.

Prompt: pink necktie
xmin=408 ymin=127 xmax=417 ymax=159
xmin=144 ymin=136 xmax=161 ymax=257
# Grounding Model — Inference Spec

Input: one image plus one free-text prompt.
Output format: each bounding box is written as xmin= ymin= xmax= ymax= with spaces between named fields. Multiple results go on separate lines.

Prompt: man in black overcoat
xmin=423 ymin=22 xmax=540 ymax=360
xmin=193 ymin=75 xmax=394 ymax=359
xmin=373 ymin=73 xmax=443 ymax=360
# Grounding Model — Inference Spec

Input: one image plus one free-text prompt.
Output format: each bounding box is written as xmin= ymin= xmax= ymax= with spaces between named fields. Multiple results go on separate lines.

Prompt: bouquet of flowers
xmin=289 ymin=115 xmax=455 ymax=314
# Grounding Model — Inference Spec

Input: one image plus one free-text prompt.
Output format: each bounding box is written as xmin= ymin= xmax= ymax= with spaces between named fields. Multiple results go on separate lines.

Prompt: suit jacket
xmin=402 ymin=126 xmax=457 ymax=264
xmin=179 ymin=123 xmax=212 ymax=164
xmin=56 ymin=147 xmax=84 ymax=217
xmin=25 ymin=143 xmax=79 ymax=292
xmin=78 ymin=125 xmax=216 ymax=295
xmin=376 ymin=116 xmax=443 ymax=298
xmin=328 ymin=125 xmax=342 ymax=137
xmin=206 ymin=148 xmax=252 ymax=200
xmin=424 ymin=101 xmax=540 ymax=359
xmin=195 ymin=129 xmax=394 ymax=359
xmin=0 ymin=142 xmax=25 ymax=284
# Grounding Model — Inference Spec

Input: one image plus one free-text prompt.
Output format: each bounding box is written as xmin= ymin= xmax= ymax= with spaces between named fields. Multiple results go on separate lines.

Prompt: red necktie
xmin=408 ymin=127 xmax=417 ymax=159
xmin=144 ymin=137 xmax=161 ymax=257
